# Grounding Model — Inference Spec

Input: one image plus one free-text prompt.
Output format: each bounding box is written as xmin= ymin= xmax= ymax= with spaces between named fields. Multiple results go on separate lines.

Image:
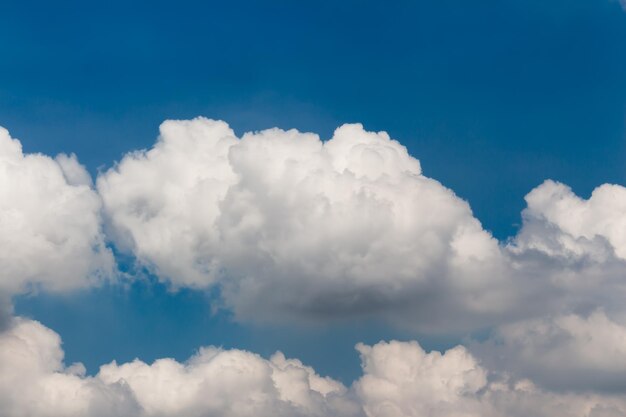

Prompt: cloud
xmin=97 ymin=117 xmax=510 ymax=330
xmin=0 ymin=127 xmax=113 ymax=303
xmin=473 ymin=310 xmax=626 ymax=393
xmin=354 ymin=340 xmax=490 ymax=417
xmin=0 ymin=317 xmax=360 ymax=417
xmin=2 ymin=318 xmax=626 ymax=417
xmin=510 ymin=180 xmax=626 ymax=262
xmin=354 ymin=338 xmax=626 ymax=417
xmin=96 ymin=117 xmax=626 ymax=336
xmin=92 ymin=117 xmax=626 ymax=397
xmin=0 ymin=318 xmax=137 ymax=417
xmin=6 ymin=117 xmax=626 ymax=406
xmin=504 ymin=180 xmax=626 ymax=325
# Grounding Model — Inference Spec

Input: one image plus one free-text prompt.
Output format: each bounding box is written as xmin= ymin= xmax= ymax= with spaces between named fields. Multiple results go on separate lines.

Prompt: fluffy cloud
xmin=354 ymin=340 xmax=490 ymax=417
xmin=504 ymin=180 xmax=626 ymax=323
xmin=96 ymin=118 xmax=626 ymax=336
xmin=97 ymin=117 xmax=509 ymax=329
xmin=353 ymin=338 xmax=626 ymax=417
xmin=510 ymin=180 xmax=626 ymax=263
xmin=7 ymin=117 xmax=626 ymax=410
xmin=0 ymin=317 xmax=359 ymax=417
xmin=0 ymin=127 xmax=113 ymax=301
xmin=474 ymin=310 xmax=626 ymax=392
xmin=2 ymin=318 xmax=626 ymax=417
xmin=0 ymin=318 xmax=137 ymax=417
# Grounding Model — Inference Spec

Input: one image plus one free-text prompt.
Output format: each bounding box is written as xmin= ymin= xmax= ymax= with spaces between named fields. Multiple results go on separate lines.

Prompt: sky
xmin=1 ymin=1 xmax=626 ymax=416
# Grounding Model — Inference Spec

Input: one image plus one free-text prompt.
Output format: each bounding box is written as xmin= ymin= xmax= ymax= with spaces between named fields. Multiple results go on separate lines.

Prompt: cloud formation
xmin=0 ymin=128 xmax=113 ymax=302
xmin=4 ymin=118 xmax=626 ymax=412
xmin=0 ymin=317 xmax=359 ymax=417
xmin=474 ymin=310 xmax=626 ymax=393
xmin=97 ymin=118 xmax=626 ymax=337
xmin=2 ymin=317 xmax=626 ymax=417
xmin=511 ymin=180 xmax=626 ymax=262
xmin=97 ymin=118 xmax=509 ymax=329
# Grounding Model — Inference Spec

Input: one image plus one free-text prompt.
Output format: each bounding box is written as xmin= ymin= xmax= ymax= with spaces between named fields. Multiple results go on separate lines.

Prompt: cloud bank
xmin=2 ymin=317 xmax=626 ymax=417
xmin=3 ymin=118 xmax=626 ymax=413
xmin=96 ymin=118 xmax=626 ymax=334
xmin=97 ymin=118 xmax=509 ymax=329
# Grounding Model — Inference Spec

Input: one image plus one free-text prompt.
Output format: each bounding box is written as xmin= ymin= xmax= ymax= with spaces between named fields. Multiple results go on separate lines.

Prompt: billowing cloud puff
xmin=96 ymin=118 xmax=626 ymax=335
xmin=0 ymin=318 xmax=137 ymax=417
xmin=511 ymin=180 xmax=626 ymax=262
xmin=354 ymin=340 xmax=490 ymax=417
xmin=2 ymin=319 xmax=626 ymax=417
xmin=474 ymin=310 xmax=626 ymax=392
xmin=97 ymin=117 xmax=508 ymax=329
xmin=98 ymin=349 xmax=358 ymax=417
xmin=504 ymin=180 xmax=626 ymax=324
xmin=353 ymin=338 xmax=626 ymax=417
xmin=0 ymin=127 xmax=113 ymax=300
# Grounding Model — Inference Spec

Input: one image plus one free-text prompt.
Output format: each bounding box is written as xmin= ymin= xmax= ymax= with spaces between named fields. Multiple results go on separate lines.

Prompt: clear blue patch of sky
xmin=16 ymin=279 xmax=455 ymax=384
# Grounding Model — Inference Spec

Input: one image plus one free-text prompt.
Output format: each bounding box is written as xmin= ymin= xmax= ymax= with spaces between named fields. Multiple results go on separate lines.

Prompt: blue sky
xmin=2 ymin=0 xmax=626 ymax=402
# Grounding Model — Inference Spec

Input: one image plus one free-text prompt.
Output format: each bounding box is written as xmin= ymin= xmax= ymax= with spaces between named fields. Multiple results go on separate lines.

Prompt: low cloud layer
xmin=2 ymin=317 xmax=626 ymax=417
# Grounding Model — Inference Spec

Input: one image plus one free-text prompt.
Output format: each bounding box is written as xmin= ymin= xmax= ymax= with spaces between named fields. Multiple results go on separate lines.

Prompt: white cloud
xmin=473 ymin=310 xmax=626 ymax=392
xmin=97 ymin=117 xmax=509 ymax=330
xmin=353 ymin=338 xmax=626 ymax=417
xmin=0 ymin=127 xmax=113 ymax=301
xmin=510 ymin=180 xmax=626 ymax=262
xmin=2 ymin=318 xmax=625 ymax=417
xmin=354 ymin=340 xmax=490 ymax=417
xmin=7 ymin=117 xmax=626 ymax=407
xmin=0 ymin=318 xmax=137 ymax=417
xmin=0 ymin=317 xmax=359 ymax=417
xmin=95 ymin=118 xmax=626 ymax=338
xmin=99 ymin=349 xmax=359 ymax=417
xmin=503 ymin=180 xmax=626 ymax=325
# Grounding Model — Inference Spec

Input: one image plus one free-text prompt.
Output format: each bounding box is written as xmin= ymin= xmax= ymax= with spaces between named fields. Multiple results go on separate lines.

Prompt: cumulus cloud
xmin=504 ymin=180 xmax=626 ymax=323
xmin=97 ymin=117 xmax=510 ymax=329
xmin=353 ymin=338 xmax=626 ymax=417
xmin=0 ymin=127 xmax=113 ymax=302
xmin=0 ymin=318 xmax=137 ymax=417
xmin=2 ymin=318 xmax=626 ymax=417
xmin=473 ymin=310 xmax=626 ymax=393
xmin=510 ymin=180 xmax=626 ymax=262
xmin=354 ymin=340 xmax=491 ymax=417
xmin=6 ymin=117 xmax=626 ymax=407
xmin=95 ymin=117 xmax=626 ymax=338
xmin=0 ymin=317 xmax=359 ymax=417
